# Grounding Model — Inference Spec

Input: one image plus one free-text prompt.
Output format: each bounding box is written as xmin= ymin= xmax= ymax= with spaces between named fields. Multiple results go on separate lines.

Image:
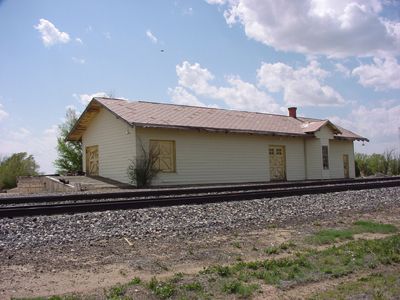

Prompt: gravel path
xmin=0 ymin=187 xmax=399 ymax=251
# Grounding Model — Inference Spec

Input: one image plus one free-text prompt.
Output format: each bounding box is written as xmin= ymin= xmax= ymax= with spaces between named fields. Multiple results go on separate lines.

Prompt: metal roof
xmin=67 ymin=97 xmax=368 ymax=142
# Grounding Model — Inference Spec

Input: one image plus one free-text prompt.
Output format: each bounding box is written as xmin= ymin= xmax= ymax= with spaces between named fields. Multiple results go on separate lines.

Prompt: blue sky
xmin=0 ymin=0 xmax=399 ymax=173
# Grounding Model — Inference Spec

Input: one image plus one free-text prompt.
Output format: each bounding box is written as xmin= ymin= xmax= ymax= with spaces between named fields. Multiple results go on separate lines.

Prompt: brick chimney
xmin=288 ymin=107 xmax=297 ymax=118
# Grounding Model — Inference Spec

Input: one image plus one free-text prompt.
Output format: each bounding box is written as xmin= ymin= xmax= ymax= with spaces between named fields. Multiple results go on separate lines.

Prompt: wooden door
xmin=86 ymin=145 xmax=99 ymax=176
xmin=343 ymin=154 xmax=349 ymax=178
xmin=269 ymin=145 xmax=286 ymax=181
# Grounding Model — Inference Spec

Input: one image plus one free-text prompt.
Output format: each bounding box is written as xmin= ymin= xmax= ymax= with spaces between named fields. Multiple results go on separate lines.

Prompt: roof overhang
xmin=334 ymin=136 xmax=370 ymax=142
xmin=302 ymin=120 xmax=342 ymax=135
xmin=67 ymin=98 xmax=131 ymax=141
xmin=135 ymin=123 xmax=311 ymax=138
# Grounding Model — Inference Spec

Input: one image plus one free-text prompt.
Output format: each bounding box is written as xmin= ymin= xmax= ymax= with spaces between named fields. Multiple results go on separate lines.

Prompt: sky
xmin=0 ymin=0 xmax=399 ymax=173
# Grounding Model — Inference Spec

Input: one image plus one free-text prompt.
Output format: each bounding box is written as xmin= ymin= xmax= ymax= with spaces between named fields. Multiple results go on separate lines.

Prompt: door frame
xmin=268 ymin=145 xmax=287 ymax=181
xmin=343 ymin=154 xmax=349 ymax=179
xmin=85 ymin=145 xmax=99 ymax=176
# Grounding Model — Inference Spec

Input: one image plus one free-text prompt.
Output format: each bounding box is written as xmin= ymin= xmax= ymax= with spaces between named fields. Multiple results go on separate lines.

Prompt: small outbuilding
xmin=67 ymin=97 xmax=368 ymax=186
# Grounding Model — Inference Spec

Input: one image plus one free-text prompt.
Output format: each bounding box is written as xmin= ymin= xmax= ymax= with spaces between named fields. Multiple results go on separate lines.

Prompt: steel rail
xmin=1 ymin=176 xmax=400 ymax=205
xmin=1 ymin=179 xmax=399 ymax=218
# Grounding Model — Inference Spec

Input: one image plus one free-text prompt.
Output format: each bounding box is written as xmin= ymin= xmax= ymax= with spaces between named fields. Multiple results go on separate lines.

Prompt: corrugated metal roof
xmin=67 ymin=97 xmax=369 ymax=141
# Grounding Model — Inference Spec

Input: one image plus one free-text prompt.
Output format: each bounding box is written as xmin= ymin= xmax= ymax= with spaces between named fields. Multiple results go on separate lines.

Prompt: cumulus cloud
xmin=168 ymin=86 xmax=206 ymax=107
xmin=173 ymin=61 xmax=280 ymax=113
xmin=0 ymin=103 xmax=8 ymax=121
xmin=352 ymin=56 xmax=400 ymax=90
xmin=75 ymin=37 xmax=83 ymax=44
xmin=335 ymin=63 xmax=351 ymax=77
xmin=330 ymin=102 xmax=400 ymax=152
xmin=146 ymin=30 xmax=158 ymax=43
xmin=257 ymin=60 xmax=345 ymax=107
xmin=73 ymin=92 xmax=108 ymax=105
xmin=207 ymin=0 xmax=400 ymax=57
xmin=34 ymin=19 xmax=71 ymax=47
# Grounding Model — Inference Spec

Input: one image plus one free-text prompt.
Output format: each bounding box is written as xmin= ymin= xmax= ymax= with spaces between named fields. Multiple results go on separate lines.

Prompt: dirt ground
xmin=1 ymin=206 xmax=399 ymax=299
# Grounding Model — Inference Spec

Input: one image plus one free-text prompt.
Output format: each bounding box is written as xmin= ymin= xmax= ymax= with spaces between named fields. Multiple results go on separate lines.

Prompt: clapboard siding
xmin=305 ymin=138 xmax=322 ymax=180
xmin=315 ymin=126 xmax=335 ymax=179
xmin=136 ymin=127 xmax=305 ymax=186
xmin=329 ymin=140 xmax=355 ymax=179
xmin=82 ymin=108 xmax=136 ymax=183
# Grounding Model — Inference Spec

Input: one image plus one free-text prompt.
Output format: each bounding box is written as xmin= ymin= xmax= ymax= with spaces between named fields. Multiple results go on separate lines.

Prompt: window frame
xmin=322 ymin=145 xmax=329 ymax=170
xmin=149 ymin=139 xmax=176 ymax=173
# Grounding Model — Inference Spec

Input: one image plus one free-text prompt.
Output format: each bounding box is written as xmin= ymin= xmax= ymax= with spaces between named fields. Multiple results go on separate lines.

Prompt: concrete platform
xmin=55 ymin=176 xmax=133 ymax=191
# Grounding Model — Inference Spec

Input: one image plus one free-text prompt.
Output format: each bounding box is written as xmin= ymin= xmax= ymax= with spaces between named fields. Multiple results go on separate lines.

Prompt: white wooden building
xmin=67 ymin=98 xmax=368 ymax=186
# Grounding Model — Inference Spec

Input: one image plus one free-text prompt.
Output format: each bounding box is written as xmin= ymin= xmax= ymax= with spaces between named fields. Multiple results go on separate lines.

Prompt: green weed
xmin=129 ymin=277 xmax=141 ymax=285
xmin=309 ymin=271 xmax=400 ymax=299
xmin=265 ymin=245 xmax=280 ymax=254
xmin=106 ymin=283 xmax=127 ymax=300
xmin=307 ymin=229 xmax=354 ymax=245
xmin=205 ymin=235 xmax=400 ymax=287
xmin=182 ymin=281 xmax=203 ymax=291
xmin=148 ymin=277 xmax=175 ymax=299
xmin=222 ymin=280 xmax=259 ymax=298
xmin=232 ymin=241 xmax=242 ymax=249
xmin=352 ymin=220 xmax=398 ymax=234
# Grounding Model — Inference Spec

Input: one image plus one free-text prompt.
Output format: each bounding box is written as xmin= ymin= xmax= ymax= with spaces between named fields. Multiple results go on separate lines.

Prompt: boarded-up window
xmin=149 ymin=140 xmax=176 ymax=172
xmin=322 ymin=145 xmax=329 ymax=170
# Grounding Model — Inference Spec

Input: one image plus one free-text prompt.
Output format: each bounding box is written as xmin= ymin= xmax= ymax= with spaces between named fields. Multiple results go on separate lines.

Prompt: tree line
xmin=355 ymin=150 xmax=400 ymax=177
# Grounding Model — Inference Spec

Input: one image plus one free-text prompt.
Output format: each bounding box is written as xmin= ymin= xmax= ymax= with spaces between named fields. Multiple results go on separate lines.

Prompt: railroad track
xmin=0 ymin=177 xmax=399 ymax=218
xmin=1 ymin=176 xmax=400 ymax=205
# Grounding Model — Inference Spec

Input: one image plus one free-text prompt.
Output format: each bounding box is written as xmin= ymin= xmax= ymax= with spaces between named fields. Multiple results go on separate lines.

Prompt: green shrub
xmin=127 ymin=142 xmax=159 ymax=188
xmin=222 ymin=280 xmax=259 ymax=297
xmin=148 ymin=277 xmax=175 ymax=299
xmin=0 ymin=152 xmax=39 ymax=189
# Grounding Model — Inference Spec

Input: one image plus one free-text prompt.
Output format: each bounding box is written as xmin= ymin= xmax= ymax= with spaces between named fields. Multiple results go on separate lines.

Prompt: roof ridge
xmin=94 ymin=97 xmax=127 ymax=102
xmin=134 ymin=100 xmax=302 ymax=120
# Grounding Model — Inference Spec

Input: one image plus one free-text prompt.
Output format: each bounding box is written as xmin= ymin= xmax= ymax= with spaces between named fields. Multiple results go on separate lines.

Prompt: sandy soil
xmin=1 ymin=206 xmax=399 ymax=299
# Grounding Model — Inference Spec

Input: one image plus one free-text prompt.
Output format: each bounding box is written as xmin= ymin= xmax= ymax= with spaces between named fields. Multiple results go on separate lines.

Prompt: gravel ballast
xmin=0 ymin=187 xmax=399 ymax=251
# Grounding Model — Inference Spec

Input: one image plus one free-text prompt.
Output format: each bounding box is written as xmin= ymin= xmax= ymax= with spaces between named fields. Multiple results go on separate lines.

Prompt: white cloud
xmin=257 ymin=60 xmax=345 ymax=107
xmin=207 ymin=0 xmax=400 ymax=57
xmin=0 ymin=103 xmax=8 ymax=121
xmin=173 ymin=61 xmax=280 ymax=113
xmin=168 ymin=87 xmax=206 ymax=107
xmin=146 ymin=30 xmax=158 ymax=43
xmin=335 ymin=63 xmax=351 ymax=77
xmin=330 ymin=102 xmax=400 ymax=153
xmin=10 ymin=127 xmax=31 ymax=140
xmin=176 ymin=61 xmax=217 ymax=95
xmin=75 ymin=37 xmax=83 ymax=44
xmin=72 ymin=57 xmax=85 ymax=64
xmin=34 ymin=19 xmax=71 ymax=47
xmin=352 ymin=56 xmax=400 ymax=90
xmin=74 ymin=92 xmax=108 ymax=105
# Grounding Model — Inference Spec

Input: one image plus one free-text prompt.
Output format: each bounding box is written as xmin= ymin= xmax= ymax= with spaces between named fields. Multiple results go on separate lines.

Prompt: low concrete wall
xmin=13 ymin=176 xmax=77 ymax=194
xmin=43 ymin=176 xmax=77 ymax=193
